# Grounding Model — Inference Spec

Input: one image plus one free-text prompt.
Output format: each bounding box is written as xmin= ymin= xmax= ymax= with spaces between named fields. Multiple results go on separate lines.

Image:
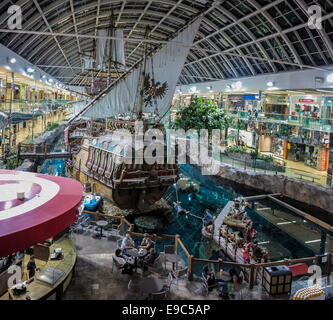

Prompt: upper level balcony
xmin=224 ymin=110 xmax=333 ymax=133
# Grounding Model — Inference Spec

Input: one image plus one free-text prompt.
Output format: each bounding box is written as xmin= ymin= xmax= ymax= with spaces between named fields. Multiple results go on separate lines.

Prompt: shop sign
xmin=228 ymin=95 xmax=244 ymax=101
xmin=244 ymin=94 xmax=260 ymax=101
xmin=299 ymin=99 xmax=314 ymax=103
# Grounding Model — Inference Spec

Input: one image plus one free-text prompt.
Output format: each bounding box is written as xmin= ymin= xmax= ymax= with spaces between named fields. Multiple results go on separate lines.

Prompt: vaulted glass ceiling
xmin=0 ymin=0 xmax=332 ymax=89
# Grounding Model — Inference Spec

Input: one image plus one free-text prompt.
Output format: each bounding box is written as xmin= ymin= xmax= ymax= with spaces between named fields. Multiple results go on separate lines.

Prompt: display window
xmin=271 ymin=138 xmax=284 ymax=158
xmin=286 ymin=142 xmax=305 ymax=162
xmin=304 ymin=146 xmax=318 ymax=169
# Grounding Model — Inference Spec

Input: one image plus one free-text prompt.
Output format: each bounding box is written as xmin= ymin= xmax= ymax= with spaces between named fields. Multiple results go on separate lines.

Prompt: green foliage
xmin=5 ymin=158 xmax=22 ymax=170
xmin=172 ymin=96 xmax=230 ymax=134
xmin=250 ymin=150 xmax=274 ymax=162
xmin=46 ymin=122 xmax=59 ymax=131
xmin=277 ymin=124 xmax=292 ymax=138
xmin=225 ymin=146 xmax=247 ymax=154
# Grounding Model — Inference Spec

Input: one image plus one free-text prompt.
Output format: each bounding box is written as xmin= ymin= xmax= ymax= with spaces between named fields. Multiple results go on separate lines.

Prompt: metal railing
xmin=78 ymin=210 xmax=332 ymax=290
xmin=224 ymin=110 xmax=333 ymax=132
xmin=216 ymin=152 xmax=328 ymax=187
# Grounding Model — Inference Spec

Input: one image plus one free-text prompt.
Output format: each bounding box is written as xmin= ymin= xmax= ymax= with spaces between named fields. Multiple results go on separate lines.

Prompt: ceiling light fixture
xmin=267 ymin=81 xmax=275 ymax=87
xmin=327 ymin=74 xmax=333 ymax=83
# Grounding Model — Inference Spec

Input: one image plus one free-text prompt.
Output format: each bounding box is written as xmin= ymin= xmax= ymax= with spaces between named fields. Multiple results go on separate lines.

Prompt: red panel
xmin=0 ymin=170 xmax=83 ymax=257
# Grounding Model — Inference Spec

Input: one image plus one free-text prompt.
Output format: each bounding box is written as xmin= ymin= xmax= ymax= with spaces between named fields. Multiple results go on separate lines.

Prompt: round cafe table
xmin=96 ymin=220 xmax=108 ymax=238
xmin=140 ymin=275 xmax=165 ymax=294
xmin=127 ymin=248 xmax=147 ymax=258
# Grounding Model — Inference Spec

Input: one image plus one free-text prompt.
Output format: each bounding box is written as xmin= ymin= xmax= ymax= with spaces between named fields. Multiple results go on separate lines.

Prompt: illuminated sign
xmin=299 ymin=99 xmax=314 ymax=103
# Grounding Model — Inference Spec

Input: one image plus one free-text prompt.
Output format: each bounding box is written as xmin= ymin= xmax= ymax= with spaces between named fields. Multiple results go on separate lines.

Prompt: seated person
xmin=115 ymin=249 xmax=135 ymax=275
xmin=139 ymin=233 xmax=154 ymax=250
xmin=203 ymin=266 xmax=223 ymax=291
xmin=138 ymin=248 xmax=159 ymax=271
xmin=203 ymin=209 xmax=213 ymax=228
xmin=173 ymin=201 xmax=189 ymax=215
xmin=121 ymin=232 xmax=135 ymax=256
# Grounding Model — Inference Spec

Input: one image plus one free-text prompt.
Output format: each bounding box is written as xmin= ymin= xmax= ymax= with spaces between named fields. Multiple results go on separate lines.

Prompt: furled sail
xmin=111 ymin=29 xmax=126 ymax=68
xmin=80 ymin=18 xmax=202 ymax=120
xmin=96 ymin=29 xmax=126 ymax=71
xmin=96 ymin=29 xmax=110 ymax=71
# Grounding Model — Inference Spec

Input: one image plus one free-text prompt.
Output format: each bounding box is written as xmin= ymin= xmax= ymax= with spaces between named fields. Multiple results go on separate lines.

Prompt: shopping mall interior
xmin=0 ymin=0 xmax=333 ymax=304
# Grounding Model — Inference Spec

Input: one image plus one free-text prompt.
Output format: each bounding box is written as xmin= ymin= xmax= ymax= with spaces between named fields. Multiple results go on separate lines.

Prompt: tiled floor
xmin=63 ymin=233 xmax=332 ymax=300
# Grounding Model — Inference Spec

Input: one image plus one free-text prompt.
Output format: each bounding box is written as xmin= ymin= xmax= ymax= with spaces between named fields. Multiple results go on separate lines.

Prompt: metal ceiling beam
xmin=31 ymin=0 xmax=75 ymax=76
xmin=295 ymin=0 xmax=333 ymax=59
xmin=247 ymin=0 xmax=303 ymax=67
xmin=69 ymin=0 xmax=83 ymax=69
xmin=186 ymin=10 xmax=333 ymax=71
xmin=194 ymin=0 xmax=284 ymax=46
xmin=126 ymin=0 xmax=183 ymax=60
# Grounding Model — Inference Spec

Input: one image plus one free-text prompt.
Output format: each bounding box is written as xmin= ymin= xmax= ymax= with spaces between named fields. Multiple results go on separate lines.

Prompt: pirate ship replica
xmin=65 ymin=18 xmax=201 ymax=210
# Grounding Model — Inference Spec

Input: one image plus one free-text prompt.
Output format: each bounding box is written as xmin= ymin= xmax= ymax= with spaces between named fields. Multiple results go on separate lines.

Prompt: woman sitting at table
xmin=139 ymin=233 xmax=154 ymax=251
xmin=138 ymin=248 xmax=159 ymax=271
xmin=115 ymin=249 xmax=135 ymax=275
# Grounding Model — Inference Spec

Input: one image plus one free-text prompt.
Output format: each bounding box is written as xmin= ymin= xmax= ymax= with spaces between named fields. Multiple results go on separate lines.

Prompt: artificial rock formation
xmin=215 ymin=163 xmax=333 ymax=214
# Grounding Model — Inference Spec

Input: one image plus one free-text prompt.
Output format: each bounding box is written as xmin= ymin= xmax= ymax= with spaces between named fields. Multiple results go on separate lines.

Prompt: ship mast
xmin=107 ymin=11 xmax=114 ymax=87
xmin=137 ymin=26 xmax=150 ymax=120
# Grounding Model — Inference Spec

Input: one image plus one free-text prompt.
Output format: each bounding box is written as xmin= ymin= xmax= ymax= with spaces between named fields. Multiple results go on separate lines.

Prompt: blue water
xmin=43 ymin=139 xmax=330 ymax=276
xmin=40 ymin=136 xmax=65 ymax=176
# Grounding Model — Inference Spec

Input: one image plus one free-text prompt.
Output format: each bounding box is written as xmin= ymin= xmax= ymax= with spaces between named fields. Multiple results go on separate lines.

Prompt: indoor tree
xmin=172 ymin=96 xmax=230 ymax=136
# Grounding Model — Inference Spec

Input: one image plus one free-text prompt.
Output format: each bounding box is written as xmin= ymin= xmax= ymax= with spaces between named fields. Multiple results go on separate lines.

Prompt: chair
xmin=164 ymin=245 xmax=175 ymax=254
xmin=163 ymin=245 xmax=176 ymax=271
xmin=111 ymin=255 xmax=124 ymax=273
xmin=150 ymin=254 xmax=165 ymax=274
xmin=172 ymin=267 xmax=188 ymax=288
xmin=201 ymin=273 xmax=218 ymax=296
xmin=162 ymin=272 xmax=174 ymax=291
xmin=150 ymin=288 xmax=169 ymax=300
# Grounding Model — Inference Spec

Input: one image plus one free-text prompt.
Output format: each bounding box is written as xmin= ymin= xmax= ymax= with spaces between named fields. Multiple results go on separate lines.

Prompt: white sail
xmin=112 ymin=29 xmax=126 ymax=67
xmin=96 ymin=29 xmax=110 ymax=71
xmin=81 ymin=18 xmax=202 ymax=120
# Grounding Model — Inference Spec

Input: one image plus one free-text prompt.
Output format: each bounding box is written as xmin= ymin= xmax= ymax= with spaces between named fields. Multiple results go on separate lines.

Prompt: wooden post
xmin=188 ymin=255 xmax=194 ymax=281
xmin=120 ymin=217 xmax=124 ymax=235
xmin=284 ymin=258 xmax=290 ymax=266
xmin=175 ymin=234 xmax=179 ymax=255
xmin=218 ymin=258 xmax=223 ymax=273
xmin=249 ymin=264 xmax=255 ymax=289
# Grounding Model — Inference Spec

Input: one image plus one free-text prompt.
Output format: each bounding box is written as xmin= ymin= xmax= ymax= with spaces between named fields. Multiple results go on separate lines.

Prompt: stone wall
xmin=215 ymin=162 xmax=333 ymax=214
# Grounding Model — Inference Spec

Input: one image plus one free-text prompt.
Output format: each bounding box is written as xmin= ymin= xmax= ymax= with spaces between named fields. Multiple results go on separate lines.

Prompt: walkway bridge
xmin=17 ymin=143 xmax=72 ymax=160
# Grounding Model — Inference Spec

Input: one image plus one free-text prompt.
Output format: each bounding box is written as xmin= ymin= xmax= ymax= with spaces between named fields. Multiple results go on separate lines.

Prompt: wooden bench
xmin=294 ymin=172 xmax=320 ymax=182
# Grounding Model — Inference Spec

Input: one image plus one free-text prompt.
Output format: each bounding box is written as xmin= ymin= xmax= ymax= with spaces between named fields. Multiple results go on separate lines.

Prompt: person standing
xmin=26 ymin=255 xmax=38 ymax=280
xmin=203 ymin=209 xmax=213 ymax=228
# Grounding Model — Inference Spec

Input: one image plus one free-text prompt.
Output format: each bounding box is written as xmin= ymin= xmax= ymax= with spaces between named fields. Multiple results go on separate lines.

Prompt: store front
xmin=286 ymin=142 xmax=305 ymax=162
xmin=244 ymin=94 xmax=260 ymax=112
xmin=226 ymin=94 xmax=245 ymax=111
xmin=264 ymin=94 xmax=289 ymax=117
xmin=286 ymin=141 xmax=328 ymax=171
xmin=323 ymin=97 xmax=333 ymax=123
xmin=289 ymin=95 xmax=323 ymax=119
xmin=259 ymin=135 xmax=285 ymax=159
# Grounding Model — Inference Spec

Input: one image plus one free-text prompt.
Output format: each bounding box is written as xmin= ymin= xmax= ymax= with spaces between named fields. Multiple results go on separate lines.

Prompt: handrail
xmin=79 ymin=209 xmax=332 ymax=289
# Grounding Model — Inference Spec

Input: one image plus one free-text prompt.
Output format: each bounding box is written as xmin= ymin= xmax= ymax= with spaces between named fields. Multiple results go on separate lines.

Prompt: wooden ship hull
xmin=66 ymin=122 xmax=179 ymax=210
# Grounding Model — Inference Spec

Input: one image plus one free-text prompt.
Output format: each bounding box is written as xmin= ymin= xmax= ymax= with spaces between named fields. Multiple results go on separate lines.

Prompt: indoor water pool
xmin=40 ymin=135 xmax=66 ymax=176
xmin=157 ymin=164 xmax=333 ymax=275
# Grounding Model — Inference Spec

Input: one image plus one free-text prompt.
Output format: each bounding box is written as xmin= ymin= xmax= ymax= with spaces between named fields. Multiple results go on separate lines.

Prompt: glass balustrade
xmin=223 ymin=110 xmax=333 ymax=132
